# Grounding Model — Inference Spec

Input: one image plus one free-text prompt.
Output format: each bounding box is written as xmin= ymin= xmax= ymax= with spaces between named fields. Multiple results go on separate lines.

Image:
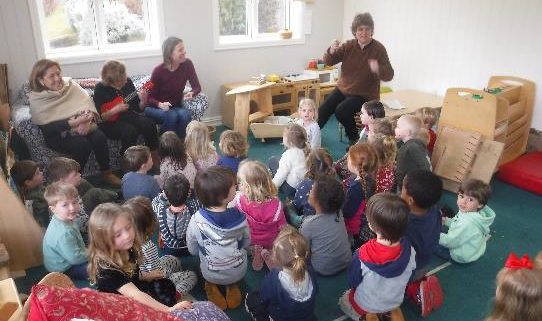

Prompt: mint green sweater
xmin=42 ymin=215 xmax=87 ymax=272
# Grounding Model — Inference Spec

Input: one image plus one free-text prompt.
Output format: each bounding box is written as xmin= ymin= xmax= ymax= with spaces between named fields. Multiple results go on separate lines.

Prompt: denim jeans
xmin=65 ymin=262 xmax=89 ymax=280
xmin=144 ymin=106 xmax=192 ymax=139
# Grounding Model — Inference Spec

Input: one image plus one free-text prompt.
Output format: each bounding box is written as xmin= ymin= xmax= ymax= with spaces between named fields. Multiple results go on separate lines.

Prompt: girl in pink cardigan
xmin=235 ymin=160 xmax=286 ymax=271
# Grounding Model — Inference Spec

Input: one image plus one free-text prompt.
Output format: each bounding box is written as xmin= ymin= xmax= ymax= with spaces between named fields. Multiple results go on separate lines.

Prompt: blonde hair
xmin=348 ymin=143 xmax=378 ymax=199
xmin=101 ymin=60 xmax=126 ymax=87
xmin=185 ymin=121 xmax=215 ymax=163
xmin=237 ymin=160 xmax=277 ymax=202
xmin=43 ymin=181 xmax=80 ymax=206
xmin=298 ymin=98 xmax=318 ymax=121
xmin=29 ymin=59 xmax=61 ymax=92
xmin=305 ymin=148 xmax=334 ymax=180
xmin=415 ymin=107 xmax=437 ymax=128
xmin=283 ymin=123 xmax=310 ymax=156
xmin=485 ymin=267 xmax=542 ymax=321
xmin=399 ymin=114 xmax=423 ymax=136
xmin=219 ymin=130 xmax=248 ymax=158
xmin=371 ymin=134 xmax=397 ymax=167
xmin=87 ymin=203 xmax=142 ymax=284
xmin=272 ymin=226 xmax=309 ymax=284
xmin=416 ymin=128 xmax=430 ymax=147
xmin=535 ymin=252 xmax=542 ymax=271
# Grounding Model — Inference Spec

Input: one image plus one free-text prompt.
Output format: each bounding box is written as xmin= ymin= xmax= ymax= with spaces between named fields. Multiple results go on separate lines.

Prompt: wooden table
xmin=380 ymin=89 xmax=444 ymax=118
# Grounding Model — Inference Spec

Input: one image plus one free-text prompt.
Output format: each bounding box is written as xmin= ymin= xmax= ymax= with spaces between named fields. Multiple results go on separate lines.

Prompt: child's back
xmin=396 ymin=139 xmax=430 ymax=188
xmin=153 ymin=194 xmax=201 ymax=250
xmin=122 ymin=171 xmax=160 ymax=200
xmin=236 ymin=195 xmax=285 ymax=249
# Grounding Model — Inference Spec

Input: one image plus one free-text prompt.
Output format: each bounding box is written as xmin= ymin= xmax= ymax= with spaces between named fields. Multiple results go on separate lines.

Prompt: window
xmin=28 ymin=0 xmax=164 ymax=63
xmin=213 ymin=0 xmax=304 ymax=50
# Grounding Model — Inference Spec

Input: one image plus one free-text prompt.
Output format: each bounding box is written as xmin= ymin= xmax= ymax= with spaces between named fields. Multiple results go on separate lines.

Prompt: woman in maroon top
xmin=144 ymin=37 xmax=201 ymax=139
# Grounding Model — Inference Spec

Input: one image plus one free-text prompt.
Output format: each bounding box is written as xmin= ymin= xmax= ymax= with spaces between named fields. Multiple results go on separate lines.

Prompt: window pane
xmin=44 ymin=0 xmax=94 ymax=49
xmin=102 ymin=0 xmax=147 ymax=44
xmin=218 ymin=0 xmax=247 ymax=36
xmin=258 ymin=0 xmax=286 ymax=34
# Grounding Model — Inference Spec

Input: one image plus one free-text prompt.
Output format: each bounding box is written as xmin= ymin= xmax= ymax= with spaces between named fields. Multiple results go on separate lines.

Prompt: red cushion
xmin=498 ymin=151 xmax=542 ymax=195
xmin=28 ymin=284 xmax=182 ymax=321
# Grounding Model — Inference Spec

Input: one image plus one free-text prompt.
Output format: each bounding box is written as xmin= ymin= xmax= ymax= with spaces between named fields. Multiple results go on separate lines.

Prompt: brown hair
xmin=416 ymin=128 xmax=430 ymax=147
xmin=159 ymin=131 xmax=188 ymax=169
xmin=362 ymin=100 xmax=385 ymax=119
xmin=47 ymin=157 xmax=80 ymax=182
xmin=272 ymin=226 xmax=309 ymax=284
xmin=365 ymin=193 xmax=409 ymax=243
xmin=123 ymin=197 xmax=156 ymax=242
xmin=101 ymin=60 xmax=126 ymax=87
xmin=10 ymin=160 xmax=40 ymax=200
xmin=237 ymin=160 xmax=277 ymax=202
xmin=43 ymin=181 xmax=80 ymax=206
xmin=305 ymin=148 xmax=334 ymax=180
xmin=371 ymin=134 xmax=397 ymax=167
xmin=370 ymin=118 xmax=394 ymax=137
xmin=219 ymin=130 xmax=248 ymax=158
xmin=459 ymin=179 xmax=491 ymax=206
xmin=485 ymin=267 xmax=542 ymax=321
xmin=29 ymin=59 xmax=61 ymax=92
xmin=162 ymin=36 xmax=183 ymax=67
xmin=88 ymin=203 xmax=141 ymax=284
xmin=535 ymin=252 xmax=542 ymax=271
xmin=123 ymin=145 xmax=151 ymax=172
xmin=164 ymin=173 xmax=191 ymax=207
xmin=194 ymin=166 xmax=236 ymax=208
xmin=415 ymin=107 xmax=438 ymax=128
xmin=284 ymin=123 xmax=310 ymax=156
xmin=351 ymin=12 xmax=374 ymax=36
xmin=348 ymin=143 xmax=378 ymax=200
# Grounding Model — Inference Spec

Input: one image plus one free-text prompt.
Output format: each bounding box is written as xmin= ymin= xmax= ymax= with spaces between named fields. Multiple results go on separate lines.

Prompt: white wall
xmin=0 ymin=0 xmax=344 ymax=121
xmin=344 ymin=0 xmax=542 ymax=130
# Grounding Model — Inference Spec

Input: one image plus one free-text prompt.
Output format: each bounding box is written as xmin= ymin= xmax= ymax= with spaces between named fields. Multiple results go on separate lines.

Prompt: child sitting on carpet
xmin=437 ymin=178 xmax=496 ymax=263
xmin=217 ymin=129 xmax=248 ymax=174
xmin=185 ymin=121 xmax=218 ymax=171
xmin=123 ymin=196 xmax=197 ymax=296
xmin=155 ymin=131 xmax=197 ymax=189
xmin=370 ymin=133 xmax=397 ymax=193
xmin=415 ymin=107 xmax=438 ymax=153
xmin=122 ymin=145 xmax=160 ymax=200
xmin=268 ymin=123 xmax=309 ymax=198
xmin=245 ymin=226 xmax=318 ymax=321
xmin=186 ymin=166 xmax=250 ymax=310
xmin=339 ymin=193 xmax=416 ymax=319
xmin=296 ymin=98 xmax=321 ymax=149
xmin=357 ymin=100 xmax=385 ymax=143
xmin=11 ymin=160 xmax=49 ymax=228
xmin=235 ymin=160 xmax=286 ymax=271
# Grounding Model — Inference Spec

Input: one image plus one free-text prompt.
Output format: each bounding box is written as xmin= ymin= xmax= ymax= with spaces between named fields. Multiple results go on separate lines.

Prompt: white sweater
xmin=272 ymin=147 xmax=306 ymax=189
xmin=296 ymin=118 xmax=321 ymax=150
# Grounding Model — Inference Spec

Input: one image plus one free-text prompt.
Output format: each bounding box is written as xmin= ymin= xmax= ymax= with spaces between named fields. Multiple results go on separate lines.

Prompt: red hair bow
xmin=504 ymin=252 xmax=533 ymax=270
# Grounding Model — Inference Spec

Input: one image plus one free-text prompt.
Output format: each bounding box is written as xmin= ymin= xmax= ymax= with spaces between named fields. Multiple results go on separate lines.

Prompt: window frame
xmin=212 ymin=0 xmax=305 ymax=51
xmin=27 ymin=0 xmax=165 ymax=64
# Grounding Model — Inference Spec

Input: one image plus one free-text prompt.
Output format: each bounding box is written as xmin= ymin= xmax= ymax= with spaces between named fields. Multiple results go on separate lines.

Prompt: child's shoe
xmin=419 ymin=277 xmax=433 ymax=317
xmin=425 ymin=275 xmax=444 ymax=310
xmin=225 ymin=283 xmax=242 ymax=309
xmin=261 ymin=249 xmax=275 ymax=270
xmin=338 ymin=290 xmax=363 ymax=321
xmin=204 ymin=281 xmax=227 ymax=310
xmin=252 ymin=245 xmax=264 ymax=271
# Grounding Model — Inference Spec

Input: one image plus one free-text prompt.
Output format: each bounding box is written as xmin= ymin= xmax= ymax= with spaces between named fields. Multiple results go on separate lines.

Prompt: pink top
xmin=235 ymin=194 xmax=286 ymax=248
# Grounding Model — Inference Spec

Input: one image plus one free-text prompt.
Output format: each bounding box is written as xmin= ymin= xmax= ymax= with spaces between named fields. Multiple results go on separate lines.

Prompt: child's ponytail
xmin=284 ymin=123 xmax=310 ymax=156
xmin=290 ymin=252 xmax=308 ymax=283
xmin=272 ymin=226 xmax=309 ymax=284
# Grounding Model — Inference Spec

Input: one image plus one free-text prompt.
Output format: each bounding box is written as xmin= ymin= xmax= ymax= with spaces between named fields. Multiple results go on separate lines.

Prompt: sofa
xmin=11 ymin=75 xmax=209 ymax=176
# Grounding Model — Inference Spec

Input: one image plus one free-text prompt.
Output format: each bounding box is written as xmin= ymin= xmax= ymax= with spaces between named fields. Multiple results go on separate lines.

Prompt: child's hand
xmin=169 ymin=300 xmax=192 ymax=311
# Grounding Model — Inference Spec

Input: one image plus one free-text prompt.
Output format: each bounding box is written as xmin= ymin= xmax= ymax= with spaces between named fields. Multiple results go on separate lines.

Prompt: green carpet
xmin=15 ymin=116 xmax=542 ymax=321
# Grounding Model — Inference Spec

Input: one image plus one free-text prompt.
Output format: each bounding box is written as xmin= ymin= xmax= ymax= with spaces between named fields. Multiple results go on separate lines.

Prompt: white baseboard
xmin=200 ymin=116 xmax=223 ymax=126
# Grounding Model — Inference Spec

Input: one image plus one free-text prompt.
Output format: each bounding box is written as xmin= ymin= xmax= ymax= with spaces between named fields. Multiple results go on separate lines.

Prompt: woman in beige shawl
xmin=28 ymin=59 xmax=120 ymax=186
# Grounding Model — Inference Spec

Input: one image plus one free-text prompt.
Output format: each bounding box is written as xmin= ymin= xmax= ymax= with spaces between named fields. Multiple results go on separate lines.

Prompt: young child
xmin=370 ymin=134 xmax=397 ymax=193
xmin=415 ymin=107 xmax=438 ymax=153
xmin=395 ymin=114 xmax=431 ymax=190
xmin=48 ymin=156 xmax=118 ymax=214
xmin=437 ymin=179 xmax=496 ymax=263
xmin=10 ymin=160 xmax=49 ymax=228
xmin=123 ymin=196 xmax=198 ymax=296
xmin=357 ymin=100 xmax=385 ymax=143
xmin=217 ymin=129 xmax=248 ymax=174
xmin=185 ymin=120 xmax=218 ymax=171
xmin=42 ymin=182 xmax=88 ymax=280
xmin=122 ymin=145 xmax=160 ymax=200
xmin=484 ymin=252 xmax=542 ymax=321
xmin=343 ymin=143 xmax=378 ymax=247
xmin=245 ymin=226 xmax=318 ymax=321
xmin=186 ymin=166 xmax=250 ymax=310
xmin=295 ymin=98 xmax=321 ymax=149
xmin=401 ymin=170 xmax=444 ymax=317
xmin=268 ymin=123 xmax=309 ymax=198
xmin=339 ymin=193 xmax=416 ymax=319
xmin=152 ymin=173 xmax=201 ymax=256
xmin=300 ymin=175 xmax=351 ymax=276
xmin=155 ymin=131 xmax=197 ymax=189
xmin=235 ymin=160 xmax=286 ymax=271
xmin=289 ymin=148 xmax=335 ymax=227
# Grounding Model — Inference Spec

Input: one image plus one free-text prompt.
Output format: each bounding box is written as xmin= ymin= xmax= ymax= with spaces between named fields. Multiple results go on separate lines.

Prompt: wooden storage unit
xmin=291 ymin=79 xmax=320 ymax=108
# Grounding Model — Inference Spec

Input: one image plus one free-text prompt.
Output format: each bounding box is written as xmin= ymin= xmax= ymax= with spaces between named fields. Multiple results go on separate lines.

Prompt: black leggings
xmin=44 ymin=129 xmax=110 ymax=172
xmin=99 ymin=111 xmax=158 ymax=154
xmin=134 ymin=278 xmax=177 ymax=307
xmin=317 ymin=88 xmax=369 ymax=142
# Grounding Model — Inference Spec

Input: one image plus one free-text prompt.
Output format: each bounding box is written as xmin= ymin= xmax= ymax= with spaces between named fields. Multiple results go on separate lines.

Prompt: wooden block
xmin=0 ymin=279 xmax=21 ymax=321
xmin=0 ymin=302 xmax=19 ymax=321
xmin=468 ymin=140 xmax=504 ymax=183
xmin=0 ymin=65 xmax=7 ymax=105
xmin=233 ymin=92 xmax=251 ymax=138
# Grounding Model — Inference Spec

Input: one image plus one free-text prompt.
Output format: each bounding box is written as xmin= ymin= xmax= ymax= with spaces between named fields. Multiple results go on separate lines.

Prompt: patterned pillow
xmin=27 ymin=284 xmax=183 ymax=321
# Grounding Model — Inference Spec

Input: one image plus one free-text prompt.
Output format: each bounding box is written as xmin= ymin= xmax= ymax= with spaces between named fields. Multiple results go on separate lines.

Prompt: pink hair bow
xmin=504 ymin=252 xmax=533 ymax=270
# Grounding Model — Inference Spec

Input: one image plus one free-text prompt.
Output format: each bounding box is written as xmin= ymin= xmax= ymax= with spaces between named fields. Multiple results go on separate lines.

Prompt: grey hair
xmin=351 ymin=12 xmax=374 ymax=36
xmin=162 ymin=36 xmax=183 ymax=66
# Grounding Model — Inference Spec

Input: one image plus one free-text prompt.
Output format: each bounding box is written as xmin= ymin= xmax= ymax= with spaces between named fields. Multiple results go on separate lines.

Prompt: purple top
xmin=147 ymin=59 xmax=201 ymax=107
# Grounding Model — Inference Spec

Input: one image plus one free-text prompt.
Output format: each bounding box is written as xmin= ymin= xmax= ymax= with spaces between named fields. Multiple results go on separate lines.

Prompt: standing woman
xmin=28 ymin=59 xmax=120 ymax=186
xmin=318 ymin=13 xmax=394 ymax=146
xmin=93 ymin=60 xmax=159 ymax=165
xmin=145 ymin=36 xmax=200 ymax=139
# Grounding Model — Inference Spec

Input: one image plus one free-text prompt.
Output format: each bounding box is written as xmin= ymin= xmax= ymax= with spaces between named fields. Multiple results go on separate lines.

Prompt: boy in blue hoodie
xmin=437 ymin=179 xmax=495 ymax=263
xmin=339 ymin=193 xmax=416 ymax=319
